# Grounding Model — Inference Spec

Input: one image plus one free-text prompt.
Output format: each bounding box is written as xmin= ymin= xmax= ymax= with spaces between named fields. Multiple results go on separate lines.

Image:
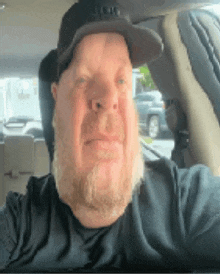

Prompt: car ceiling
xmin=0 ymin=0 xmax=219 ymax=77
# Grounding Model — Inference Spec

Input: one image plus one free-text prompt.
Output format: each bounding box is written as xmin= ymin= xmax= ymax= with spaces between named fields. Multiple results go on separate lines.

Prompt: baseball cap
xmin=57 ymin=0 xmax=164 ymax=78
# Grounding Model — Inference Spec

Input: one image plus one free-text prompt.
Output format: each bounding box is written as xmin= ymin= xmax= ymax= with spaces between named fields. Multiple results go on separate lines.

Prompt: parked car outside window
xmin=134 ymin=90 xmax=172 ymax=139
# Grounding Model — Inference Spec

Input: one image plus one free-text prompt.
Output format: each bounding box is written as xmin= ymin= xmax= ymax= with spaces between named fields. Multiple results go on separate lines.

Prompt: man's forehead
xmin=73 ymin=56 xmax=130 ymax=67
xmin=72 ymin=33 xmax=131 ymax=67
xmin=77 ymin=32 xmax=127 ymax=47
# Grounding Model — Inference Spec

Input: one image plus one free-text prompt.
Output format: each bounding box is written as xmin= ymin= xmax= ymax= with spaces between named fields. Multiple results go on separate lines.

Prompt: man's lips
xmin=85 ymin=139 xmax=122 ymax=151
xmin=85 ymin=133 xmax=123 ymax=144
xmin=84 ymin=134 xmax=123 ymax=152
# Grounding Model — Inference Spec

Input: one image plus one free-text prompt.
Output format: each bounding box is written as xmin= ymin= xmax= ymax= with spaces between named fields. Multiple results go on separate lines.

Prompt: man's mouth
xmin=85 ymin=133 xmax=123 ymax=145
xmin=85 ymin=139 xmax=122 ymax=151
xmin=83 ymin=133 xmax=124 ymax=159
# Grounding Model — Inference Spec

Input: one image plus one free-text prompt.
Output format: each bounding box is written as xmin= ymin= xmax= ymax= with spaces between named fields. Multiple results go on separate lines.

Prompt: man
xmin=51 ymin=31 xmax=145 ymax=229
xmin=1 ymin=0 xmax=220 ymax=272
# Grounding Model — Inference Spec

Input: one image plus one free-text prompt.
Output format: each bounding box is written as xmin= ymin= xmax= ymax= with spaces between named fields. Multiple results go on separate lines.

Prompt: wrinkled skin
xmin=52 ymin=33 xmax=144 ymax=228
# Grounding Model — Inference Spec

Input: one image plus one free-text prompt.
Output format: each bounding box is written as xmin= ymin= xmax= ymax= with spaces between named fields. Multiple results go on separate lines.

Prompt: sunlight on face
xmin=52 ymin=33 xmax=144 ymax=218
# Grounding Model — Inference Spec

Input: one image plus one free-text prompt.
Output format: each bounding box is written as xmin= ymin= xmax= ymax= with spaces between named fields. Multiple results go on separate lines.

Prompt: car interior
xmin=1 ymin=0 xmax=220 ymax=213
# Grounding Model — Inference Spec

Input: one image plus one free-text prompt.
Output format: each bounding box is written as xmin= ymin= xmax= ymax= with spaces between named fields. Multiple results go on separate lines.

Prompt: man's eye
xmin=76 ymin=77 xmax=88 ymax=87
xmin=78 ymin=77 xmax=86 ymax=83
xmin=118 ymin=79 xmax=125 ymax=84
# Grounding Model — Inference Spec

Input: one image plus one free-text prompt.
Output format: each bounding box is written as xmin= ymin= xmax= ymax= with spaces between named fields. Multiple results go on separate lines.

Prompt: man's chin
xmin=85 ymin=160 xmax=124 ymax=191
xmin=54 ymin=156 xmax=130 ymax=210
xmin=80 ymin=176 xmax=131 ymax=218
xmin=68 ymin=162 xmax=130 ymax=215
xmin=82 ymin=146 xmax=124 ymax=170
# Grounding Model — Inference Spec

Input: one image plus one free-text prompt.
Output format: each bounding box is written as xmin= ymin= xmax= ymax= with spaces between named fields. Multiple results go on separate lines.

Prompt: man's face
xmin=52 ymin=33 xmax=143 ymax=217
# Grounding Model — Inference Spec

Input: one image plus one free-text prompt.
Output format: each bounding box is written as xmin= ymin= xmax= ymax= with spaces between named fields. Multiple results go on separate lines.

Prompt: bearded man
xmin=2 ymin=0 xmax=220 ymax=273
xmin=51 ymin=31 xmax=145 ymax=229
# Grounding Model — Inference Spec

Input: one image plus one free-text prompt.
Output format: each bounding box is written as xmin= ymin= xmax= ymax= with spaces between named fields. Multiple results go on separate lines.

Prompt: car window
xmin=143 ymin=94 xmax=155 ymax=101
xmin=136 ymin=94 xmax=152 ymax=101
xmin=0 ymin=77 xmax=44 ymax=139
xmin=202 ymin=4 xmax=220 ymax=15
xmin=0 ymin=82 xmax=4 ymax=123
xmin=133 ymin=66 xmax=175 ymax=159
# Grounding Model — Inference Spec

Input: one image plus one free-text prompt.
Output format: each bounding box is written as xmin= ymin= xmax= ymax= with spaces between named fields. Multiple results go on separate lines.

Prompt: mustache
xmin=81 ymin=111 xmax=125 ymax=141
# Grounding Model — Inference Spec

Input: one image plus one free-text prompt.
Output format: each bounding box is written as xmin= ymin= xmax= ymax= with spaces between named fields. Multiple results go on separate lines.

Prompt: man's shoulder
xmin=26 ymin=173 xmax=57 ymax=199
xmin=141 ymin=157 xmax=220 ymax=211
xmin=0 ymin=173 xmax=56 ymax=223
xmin=142 ymin=156 xmax=179 ymax=186
xmin=143 ymin=156 xmax=216 ymax=186
xmin=0 ymin=174 xmax=56 ymax=241
xmin=140 ymin=157 xmax=214 ymax=202
xmin=0 ymin=173 xmax=57 ymax=239
xmin=4 ymin=173 xmax=56 ymax=206
xmin=26 ymin=172 xmax=55 ymax=191
xmin=0 ymin=174 xmax=58 ymax=271
xmin=137 ymin=157 xmax=180 ymax=208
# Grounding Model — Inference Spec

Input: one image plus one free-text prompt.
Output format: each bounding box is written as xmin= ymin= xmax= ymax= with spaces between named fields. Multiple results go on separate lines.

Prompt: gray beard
xmin=52 ymin=111 xmax=145 ymax=217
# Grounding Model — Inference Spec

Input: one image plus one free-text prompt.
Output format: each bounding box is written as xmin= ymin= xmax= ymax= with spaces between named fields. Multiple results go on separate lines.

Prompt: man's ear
xmin=51 ymin=82 xmax=58 ymax=101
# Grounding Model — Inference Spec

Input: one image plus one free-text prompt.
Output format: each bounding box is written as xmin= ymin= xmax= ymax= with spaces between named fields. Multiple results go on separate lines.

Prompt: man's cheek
xmin=56 ymin=97 xmax=72 ymax=127
xmin=120 ymin=101 xmax=135 ymax=150
xmin=128 ymin=106 xmax=139 ymax=155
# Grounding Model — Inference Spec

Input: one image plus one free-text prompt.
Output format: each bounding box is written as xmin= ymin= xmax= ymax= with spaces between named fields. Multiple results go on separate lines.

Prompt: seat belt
xmin=165 ymin=99 xmax=189 ymax=168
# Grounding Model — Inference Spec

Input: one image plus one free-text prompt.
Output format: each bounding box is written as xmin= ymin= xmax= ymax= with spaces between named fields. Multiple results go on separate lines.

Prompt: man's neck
xmin=61 ymin=197 xmax=129 ymax=228
xmin=76 ymin=206 xmax=127 ymax=228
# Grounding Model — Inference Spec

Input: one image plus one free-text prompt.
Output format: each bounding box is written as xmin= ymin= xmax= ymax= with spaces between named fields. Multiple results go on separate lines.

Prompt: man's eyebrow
xmin=118 ymin=57 xmax=130 ymax=65
xmin=73 ymin=57 xmax=85 ymax=65
xmin=73 ymin=56 xmax=130 ymax=65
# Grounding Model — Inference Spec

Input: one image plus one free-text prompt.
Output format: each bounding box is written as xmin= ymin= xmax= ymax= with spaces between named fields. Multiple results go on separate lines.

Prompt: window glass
xmin=0 ymin=80 xmax=4 ymax=123
xmin=0 ymin=77 xmax=44 ymax=139
xmin=202 ymin=4 xmax=220 ymax=15
xmin=135 ymin=77 xmax=144 ymax=95
xmin=133 ymin=67 xmax=174 ymax=160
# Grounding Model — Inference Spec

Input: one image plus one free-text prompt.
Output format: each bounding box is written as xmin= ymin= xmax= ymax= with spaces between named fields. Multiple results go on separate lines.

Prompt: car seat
xmin=38 ymin=49 xmax=57 ymax=167
xmin=147 ymin=9 xmax=220 ymax=175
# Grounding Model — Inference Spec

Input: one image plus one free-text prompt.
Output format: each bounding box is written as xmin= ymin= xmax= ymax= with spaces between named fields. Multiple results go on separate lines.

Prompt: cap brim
xmin=59 ymin=19 xmax=164 ymax=68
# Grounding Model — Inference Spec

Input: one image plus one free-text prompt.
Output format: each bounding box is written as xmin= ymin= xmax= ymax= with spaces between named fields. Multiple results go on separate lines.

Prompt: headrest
xmin=178 ymin=9 xmax=220 ymax=121
xmin=38 ymin=49 xmax=57 ymax=163
xmin=148 ymin=9 xmax=220 ymax=174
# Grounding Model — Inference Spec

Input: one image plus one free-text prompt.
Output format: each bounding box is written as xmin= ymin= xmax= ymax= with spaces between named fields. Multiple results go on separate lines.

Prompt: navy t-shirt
xmin=1 ymin=157 xmax=220 ymax=273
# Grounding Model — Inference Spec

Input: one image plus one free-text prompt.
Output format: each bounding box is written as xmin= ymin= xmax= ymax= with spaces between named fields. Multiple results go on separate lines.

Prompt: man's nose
xmin=91 ymin=86 xmax=118 ymax=113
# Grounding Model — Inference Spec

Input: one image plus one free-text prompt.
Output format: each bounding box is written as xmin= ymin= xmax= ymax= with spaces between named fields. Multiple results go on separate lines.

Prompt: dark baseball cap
xmin=57 ymin=0 xmax=164 ymax=78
